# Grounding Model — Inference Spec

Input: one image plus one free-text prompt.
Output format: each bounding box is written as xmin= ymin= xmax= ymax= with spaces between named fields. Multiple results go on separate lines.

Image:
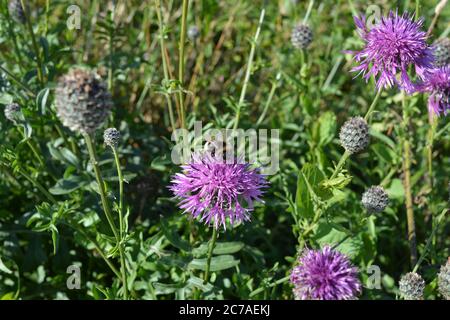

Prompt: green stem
xmin=112 ymin=148 xmax=125 ymax=237
xmin=20 ymin=0 xmax=44 ymax=86
xmin=203 ymin=227 xmax=218 ymax=285
xmin=401 ymin=94 xmax=417 ymax=267
xmin=154 ymin=0 xmax=177 ymax=135
xmin=0 ymin=65 xmax=35 ymax=97
xmin=63 ymin=222 xmax=121 ymax=279
xmin=18 ymin=127 xmax=45 ymax=168
xmin=83 ymin=133 xmax=128 ymax=299
xmin=249 ymin=276 xmax=290 ymax=298
xmin=177 ymin=0 xmax=189 ymax=129
xmin=233 ymin=8 xmax=265 ymax=130
xmin=256 ymin=72 xmax=281 ymax=127
xmin=108 ymin=0 xmax=116 ymax=92
xmin=412 ymin=209 xmax=447 ymax=273
xmin=302 ymin=0 xmax=314 ymax=24
xmin=18 ymin=168 xmax=56 ymax=204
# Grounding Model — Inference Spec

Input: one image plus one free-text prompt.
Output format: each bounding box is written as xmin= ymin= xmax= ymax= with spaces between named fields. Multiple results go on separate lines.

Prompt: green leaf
xmin=49 ymin=175 xmax=89 ymax=195
xmin=313 ymin=222 xmax=363 ymax=259
xmin=0 ymin=93 xmax=13 ymax=105
xmin=160 ymin=218 xmax=191 ymax=252
xmin=295 ymin=163 xmax=330 ymax=219
xmin=1 ymin=292 xmax=16 ymax=300
xmin=188 ymin=255 xmax=240 ymax=272
xmin=386 ymin=179 xmax=404 ymax=200
xmin=36 ymin=88 xmax=50 ymax=114
xmin=0 ymin=256 xmax=13 ymax=274
xmin=192 ymin=241 xmax=245 ymax=258
xmin=187 ymin=276 xmax=215 ymax=292
xmin=318 ymin=111 xmax=337 ymax=146
xmin=51 ymin=225 xmax=59 ymax=255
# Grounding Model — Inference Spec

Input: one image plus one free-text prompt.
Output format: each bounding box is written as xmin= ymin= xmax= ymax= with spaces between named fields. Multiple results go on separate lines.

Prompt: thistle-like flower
xmin=169 ymin=153 xmax=268 ymax=230
xmin=339 ymin=117 xmax=370 ymax=154
xmin=291 ymin=24 xmax=313 ymax=49
xmin=55 ymin=68 xmax=112 ymax=134
xmin=4 ymin=103 xmax=24 ymax=124
xmin=432 ymin=38 xmax=450 ymax=67
xmin=104 ymin=128 xmax=120 ymax=149
xmin=362 ymin=186 xmax=389 ymax=213
xmin=437 ymin=259 xmax=450 ymax=300
xmin=416 ymin=66 xmax=450 ymax=116
xmin=8 ymin=0 xmax=25 ymax=24
xmin=290 ymin=246 xmax=362 ymax=300
xmin=399 ymin=272 xmax=425 ymax=300
xmin=350 ymin=11 xmax=433 ymax=92
xmin=187 ymin=25 xmax=200 ymax=41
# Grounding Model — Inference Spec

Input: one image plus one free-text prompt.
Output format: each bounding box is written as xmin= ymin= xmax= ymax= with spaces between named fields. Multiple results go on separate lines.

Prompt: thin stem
xmin=111 ymin=147 xmax=128 ymax=299
xmin=108 ymin=0 xmax=116 ymax=92
xmin=401 ymin=94 xmax=417 ymax=267
xmin=302 ymin=0 xmax=314 ymax=24
xmin=329 ymin=151 xmax=350 ymax=180
xmin=83 ymin=133 xmax=128 ymax=299
xmin=20 ymin=0 xmax=44 ymax=86
xmin=412 ymin=208 xmax=447 ymax=273
xmin=0 ymin=65 xmax=35 ymax=97
xmin=249 ymin=276 xmax=290 ymax=297
xmin=363 ymin=90 xmax=382 ymax=121
xmin=18 ymin=168 xmax=56 ymax=204
xmin=177 ymin=0 xmax=189 ymax=129
xmin=233 ymin=8 xmax=265 ymax=130
xmin=154 ymin=0 xmax=177 ymax=135
xmin=256 ymin=73 xmax=281 ymax=127
xmin=17 ymin=127 xmax=45 ymax=168
xmin=426 ymin=0 xmax=448 ymax=37
xmin=63 ymin=222 xmax=121 ymax=279
xmin=112 ymin=148 xmax=125 ymax=237
xmin=203 ymin=227 xmax=218 ymax=285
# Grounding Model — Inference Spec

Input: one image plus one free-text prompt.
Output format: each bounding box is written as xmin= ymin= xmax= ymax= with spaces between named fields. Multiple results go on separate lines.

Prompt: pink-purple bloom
xmin=416 ymin=66 xmax=450 ymax=116
xmin=169 ymin=153 xmax=268 ymax=230
xmin=290 ymin=246 xmax=362 ymax=300
xmin=350 ymin=11 xmax=433 ymax=92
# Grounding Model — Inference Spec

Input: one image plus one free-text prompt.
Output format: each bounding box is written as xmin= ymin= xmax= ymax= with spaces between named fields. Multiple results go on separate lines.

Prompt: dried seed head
xmin=339 ymin=117 xmax=370 ymax=154
xmin=187 ymin=26 xmax=200 ymax=41
xmin=399 ymin=272 xmax=425 ymax=300
xmin=4 ymin=103 xmax=23 ymax=124
xmin=433 ymin=38 xmax=450 ymax=67
xmin=55 ymin=68 xmax=112 ymax=134
xmin=438 ymin=259 xmax=450 ymax=300
xmin=8 ymin=0 xmax=25 ymax=24
xmin=103 ymin=128 xmax=120 ymax=149
xmin=362 ymin=186 xmax=389 ymax=213
xmin=291 ymin=24 xmax=313 ymax=49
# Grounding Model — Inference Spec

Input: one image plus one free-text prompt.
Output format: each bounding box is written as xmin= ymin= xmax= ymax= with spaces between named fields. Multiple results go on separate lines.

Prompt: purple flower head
xmin=350 ymin=11 xmax=433 ymax=92
xmin=290 ymin=246 xmax=362 ymax=300
xmin=169 ymin=153 xmax=268 ymax=230
xmin=416 ymin=66 xmax=450 ymax=116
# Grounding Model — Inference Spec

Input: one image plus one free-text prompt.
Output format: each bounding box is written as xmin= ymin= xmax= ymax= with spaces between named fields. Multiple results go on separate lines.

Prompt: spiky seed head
xmin=339 ymin=116 xmax=370 ymax=154
xmin=291 ymin=24 xmax=313 ymax=49
xmin=187 ymin=26 xmax=200 ymax=41
xmin=4 ymin=103 xmax=23 ymax=124
xmin=399 ymin=272 xmax=425 ymax=300
xmin=362 ymin=186 xmax=389 ymax=213
xmin=8 ymin=0 xmax=26 ymax=24
xmin=432 ymin=38 xmax=450 ymax=67
xmin=103 ymin=128 xmax=120 ymax=149
xmin=438 ymin=259 xmax=450 ymax=300
xmin=55 ymin=68 xmax=112 ymax=134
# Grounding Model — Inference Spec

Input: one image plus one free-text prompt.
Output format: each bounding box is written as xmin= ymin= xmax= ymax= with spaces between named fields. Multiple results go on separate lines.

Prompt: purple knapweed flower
xmin=416 ymin=66 xmax=450 ymax=116
xmin=290 ymin=246 xmax=362 ymax=300
xmin=169 ymin=153 xmax=268 ymax=230
xmin=350 ymin=11 xmax=433 ymax=92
